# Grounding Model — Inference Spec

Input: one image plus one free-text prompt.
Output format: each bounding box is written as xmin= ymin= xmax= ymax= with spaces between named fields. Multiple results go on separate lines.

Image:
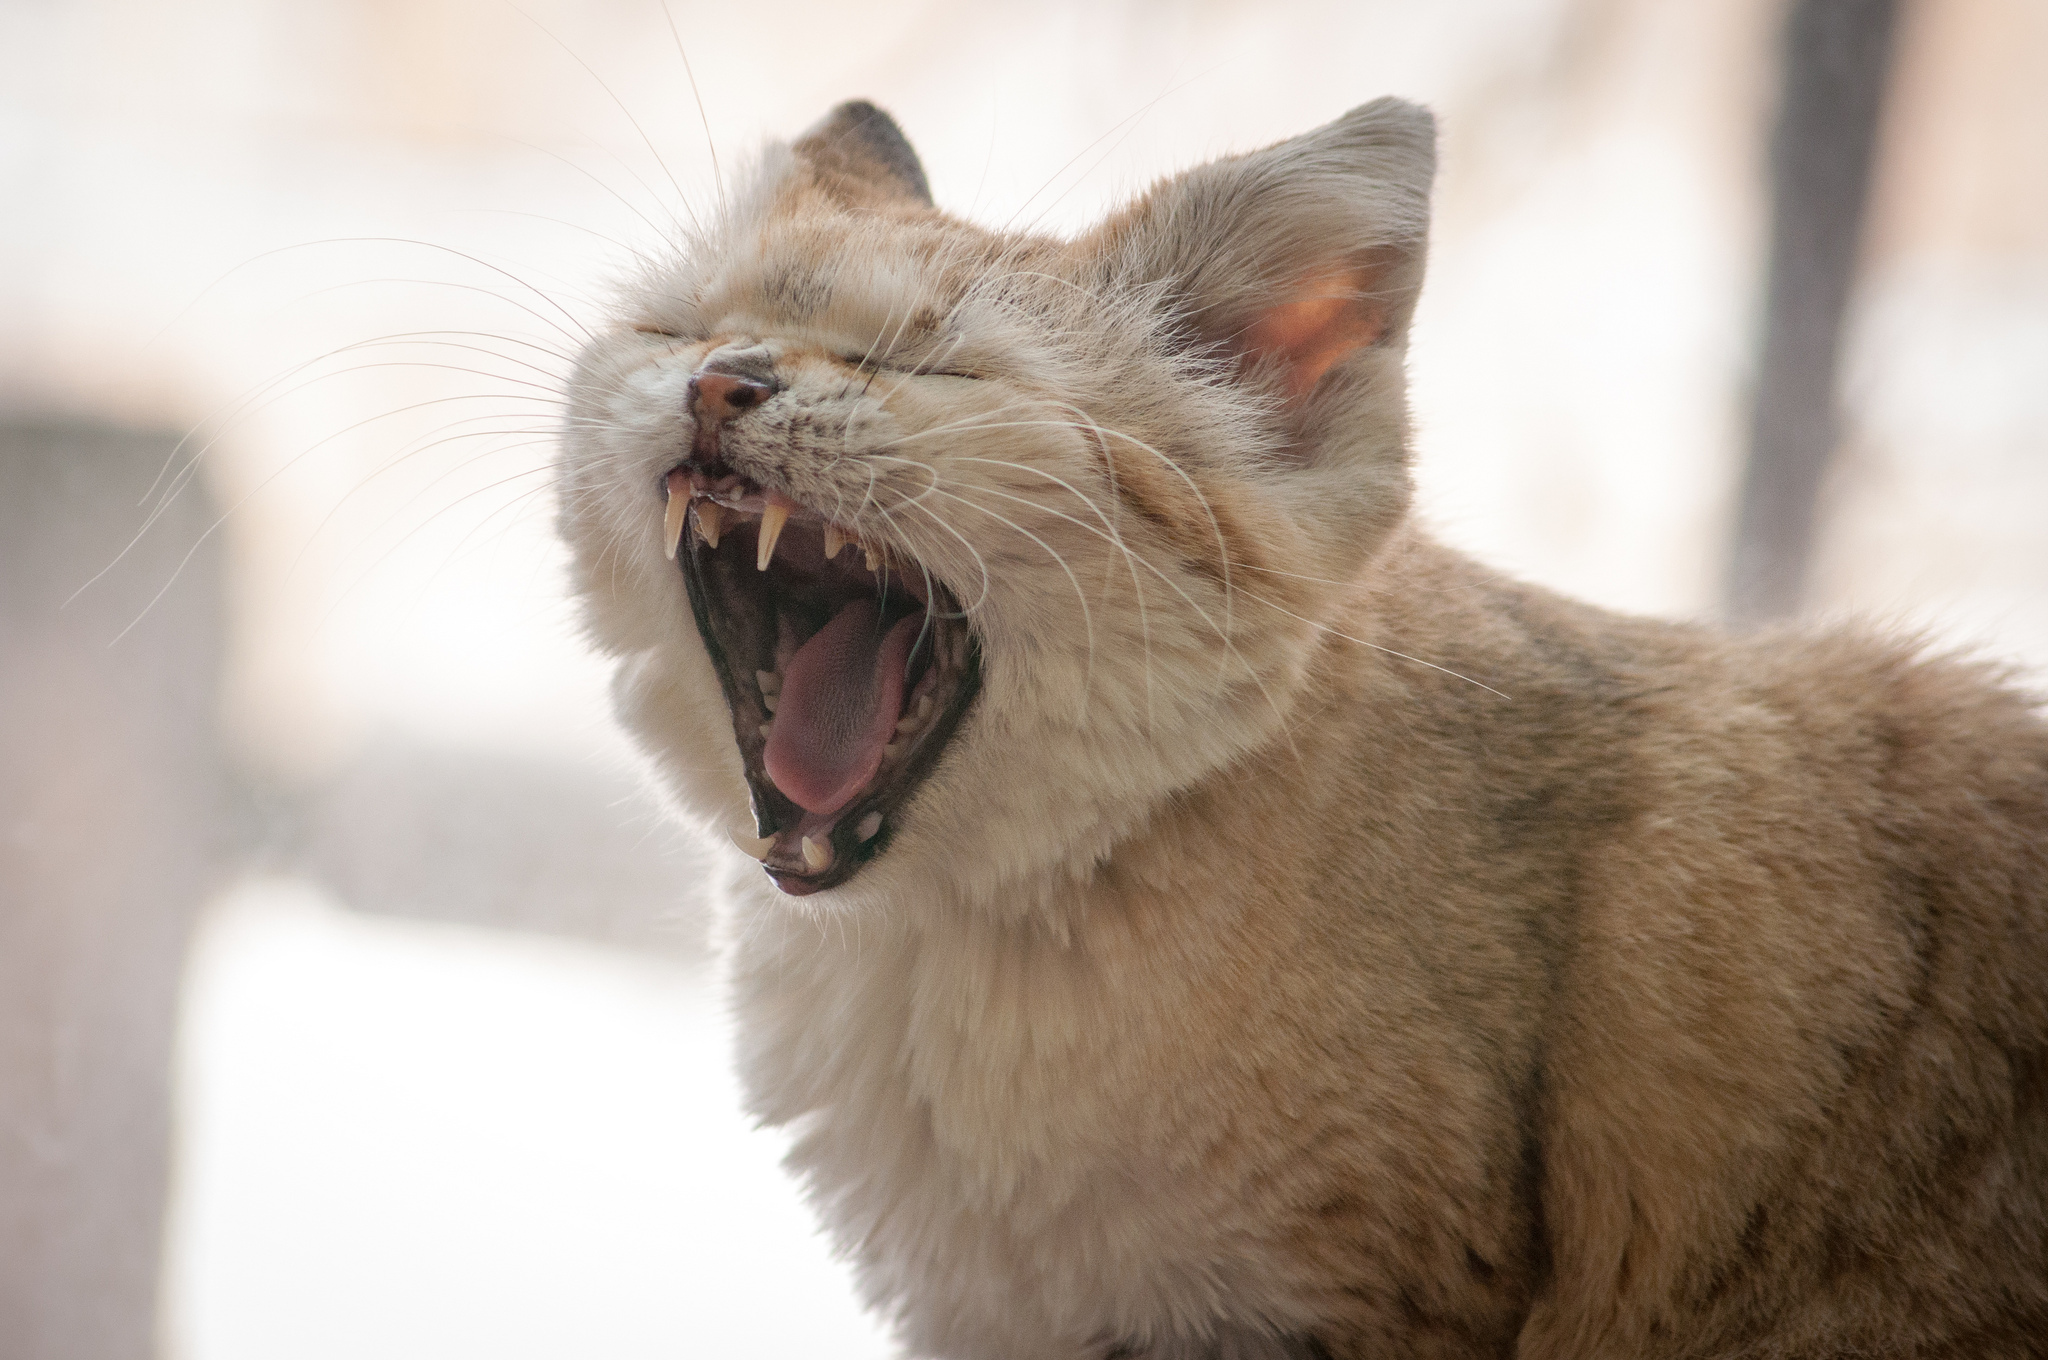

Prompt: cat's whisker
xmin=491 ymin=131 xmax=680 ymax=250
xmin=1048 ymin=401 xmax=1240 ymax=690
xmin=925 ymin=476 xmax=1287 ymax=740
xmin=103 ymin=360 xmax=574 ymax=640
xmin=931 ymin=451 xmax=1159 ymax=731
xmin=889 ymin=483 xmax=1101 ymax=715
xmin=507 ymin=4 xmax=703 ymax=240
xmin=451 ymin=206 xmax=652 ymax=263
xmin=1231 ymin=584 xmax=1512 ymax=701
xmin=918 ymin=451 xmax=1299 ymax=756
xmin=872 ymin=486 xmax=997 ymax=624
xmin=138 ymin=321 xmax=566 ymax=522
xmin=288 ymin=416 xmax=568 ymax=584
xmin=657 ymin=0 xmax=724 ymax=220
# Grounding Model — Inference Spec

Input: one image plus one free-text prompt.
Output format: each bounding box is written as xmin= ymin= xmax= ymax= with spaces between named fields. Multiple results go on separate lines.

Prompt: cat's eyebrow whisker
xmin=143 ymin=235 xmax=594 ymax=362
xmin=451 ymin=206 xmax=650 ymax=262
xmin=507 ymin=2 xmax=703 ymax=240
xmin=657 ymin=0 xmax=724 ymax=220
xmin=490 ymin=131 xmax=678 ymax=249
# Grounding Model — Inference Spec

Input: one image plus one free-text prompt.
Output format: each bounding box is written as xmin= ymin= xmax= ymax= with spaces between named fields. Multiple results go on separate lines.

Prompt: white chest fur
xmin=723 ymin=869 xmax=1319 ymax=1360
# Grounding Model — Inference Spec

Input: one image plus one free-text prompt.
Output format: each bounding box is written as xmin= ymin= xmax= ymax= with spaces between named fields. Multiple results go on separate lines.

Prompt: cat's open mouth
xmin=661 ymin=468 xmax=980 ymax=895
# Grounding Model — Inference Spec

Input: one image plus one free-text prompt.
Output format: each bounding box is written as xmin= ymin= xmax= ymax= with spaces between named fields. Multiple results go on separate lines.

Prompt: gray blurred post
xmin=1727 ymin=0 xmax=1900 ymax=624
xmin=0 ymin=423 xmax=232 ymax=1360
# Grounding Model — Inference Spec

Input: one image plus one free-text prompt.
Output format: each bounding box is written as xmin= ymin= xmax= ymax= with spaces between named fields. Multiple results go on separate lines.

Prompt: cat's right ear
xmin=791 ymin=100 xmax=934 ymax=209
xmin=1089 ymin=97 xmax=1436 ymax=417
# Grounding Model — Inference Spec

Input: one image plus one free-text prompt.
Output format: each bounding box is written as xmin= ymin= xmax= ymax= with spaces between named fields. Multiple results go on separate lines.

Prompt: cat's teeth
xmin=916 ymin=695 xmax=933 ymax=721
xmin=801 ymin=835 xmax=833 ymax=871
xmin=759 ymin=721 xmax=773 ymax=738
xmin=694 ymin=500 xmax=724 ymax=549
xmin=895 ymin=712 xmax=921 ymax=735
xmin=757 ymin=501 xmax=790 ymax=570
xmin=662 ymin=488 xmax=688 ymax=560
xmin=864 ymin=546 xmax=882 ymax=573
xmin=855 ymin=811 xmax=882 ymax=842
xmin=882 ymin=740 xmax=902 ymax=760
xmin=727 ymin=829 xmax=775 ymax=860
xmin=824 ymin=524 xmax=847 ymax=560
xmin=756 ymin=669 xmax=781 ymax=694
xmin=763 ymin=691 xmax=778 ymax=712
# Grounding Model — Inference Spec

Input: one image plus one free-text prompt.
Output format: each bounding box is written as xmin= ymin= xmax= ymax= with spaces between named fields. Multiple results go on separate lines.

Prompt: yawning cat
xmin=555 ymin=98 xmax=2048 ymax=1359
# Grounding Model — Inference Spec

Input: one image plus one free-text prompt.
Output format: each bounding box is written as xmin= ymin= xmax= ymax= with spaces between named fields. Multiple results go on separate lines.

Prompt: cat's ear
xmin=792 ymin=100 xmax=934 ymax=208
xmin=1092 ymin=97 xmax=1435 ymax=410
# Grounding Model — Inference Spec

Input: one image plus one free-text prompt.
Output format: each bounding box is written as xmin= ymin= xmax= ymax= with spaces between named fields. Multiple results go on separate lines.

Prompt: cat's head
xmin=557 ymin=97 xmax=1435 ymax=911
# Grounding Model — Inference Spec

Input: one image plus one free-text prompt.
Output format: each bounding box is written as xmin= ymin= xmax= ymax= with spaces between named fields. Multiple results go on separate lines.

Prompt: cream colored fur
xmin=555 ymin=99 xmax=2048 ymax=1358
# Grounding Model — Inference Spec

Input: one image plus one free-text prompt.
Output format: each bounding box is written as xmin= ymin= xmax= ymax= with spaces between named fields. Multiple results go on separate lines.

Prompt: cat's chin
xmin=662 ymin=467 xmax=981 ymax=895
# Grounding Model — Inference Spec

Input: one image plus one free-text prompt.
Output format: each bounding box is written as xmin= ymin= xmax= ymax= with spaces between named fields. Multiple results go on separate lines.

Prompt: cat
xmin=554 ymin=98 xmax=2048 ymax=1358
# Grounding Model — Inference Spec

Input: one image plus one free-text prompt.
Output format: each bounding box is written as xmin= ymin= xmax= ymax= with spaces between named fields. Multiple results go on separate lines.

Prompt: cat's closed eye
xmin=836 ymin=352 xmax=983 ymax=379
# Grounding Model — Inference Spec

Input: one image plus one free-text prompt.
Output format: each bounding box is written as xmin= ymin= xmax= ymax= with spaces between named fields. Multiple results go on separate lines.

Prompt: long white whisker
xmin=1234 ymin=585 xmax=1512 ymax=700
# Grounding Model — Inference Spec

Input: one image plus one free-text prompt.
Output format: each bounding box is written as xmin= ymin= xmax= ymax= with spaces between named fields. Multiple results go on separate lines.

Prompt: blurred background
xmin=2 ymin=0 xmax=2044 ymax=1356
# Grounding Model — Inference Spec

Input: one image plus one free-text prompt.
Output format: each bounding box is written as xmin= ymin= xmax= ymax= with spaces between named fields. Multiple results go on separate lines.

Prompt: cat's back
xmin=1365 ymin=547 xmax=2048 ymax=1356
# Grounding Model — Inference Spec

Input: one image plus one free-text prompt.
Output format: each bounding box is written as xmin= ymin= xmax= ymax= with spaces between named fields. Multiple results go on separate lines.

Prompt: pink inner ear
xmin=1240 ymin=268 xmax=1387 ymax=400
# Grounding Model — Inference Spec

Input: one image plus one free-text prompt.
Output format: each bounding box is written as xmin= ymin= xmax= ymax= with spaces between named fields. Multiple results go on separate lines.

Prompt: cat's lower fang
xmin=756 ymin=669 xmax=781 ymax=695
xmin=856 ymin=811 xmax=883 ymax=842
xmin=801 ymin=835 xmax=833 ymax=870
xmin=824 ymin=524 xmax=848 ymax=560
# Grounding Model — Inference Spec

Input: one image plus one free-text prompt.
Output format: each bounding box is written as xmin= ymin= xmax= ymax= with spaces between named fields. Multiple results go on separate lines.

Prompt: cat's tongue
xmin=764 ymin=598 xmax=918 ymax=817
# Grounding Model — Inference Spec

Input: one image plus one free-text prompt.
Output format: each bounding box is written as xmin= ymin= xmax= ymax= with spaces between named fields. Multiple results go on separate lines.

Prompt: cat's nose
xmin=692 ymin=371 xmax=778 ymax=425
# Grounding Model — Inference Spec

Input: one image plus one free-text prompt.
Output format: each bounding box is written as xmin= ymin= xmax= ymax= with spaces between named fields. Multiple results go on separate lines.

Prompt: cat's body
xmin=556 ymin=99 xmax=2048 ymax=1357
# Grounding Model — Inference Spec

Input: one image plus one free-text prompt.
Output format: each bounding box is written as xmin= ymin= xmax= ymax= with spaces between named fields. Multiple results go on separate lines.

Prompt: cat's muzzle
xmin=661 ymin=468 xmax=980 ymax=894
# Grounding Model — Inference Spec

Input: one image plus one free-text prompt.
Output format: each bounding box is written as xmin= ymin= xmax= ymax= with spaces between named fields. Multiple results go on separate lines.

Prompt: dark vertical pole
xmin=1727 ymin=0 xmax=1901 ymax=624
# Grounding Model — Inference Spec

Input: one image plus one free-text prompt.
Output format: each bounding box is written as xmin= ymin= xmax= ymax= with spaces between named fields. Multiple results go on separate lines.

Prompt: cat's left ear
xmin=1090 ymin=97 xmax=1435 ymax=410
xmin=792 ymin=100 xmax=934 ymax=208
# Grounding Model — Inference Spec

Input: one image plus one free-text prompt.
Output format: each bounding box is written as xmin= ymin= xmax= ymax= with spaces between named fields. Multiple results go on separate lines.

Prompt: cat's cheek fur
xmin=610 ymin=645 xmax=752 ymax=836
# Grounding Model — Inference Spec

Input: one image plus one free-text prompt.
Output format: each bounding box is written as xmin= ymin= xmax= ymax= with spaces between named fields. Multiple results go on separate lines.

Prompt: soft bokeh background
xmin=2 ymin=1 xmax=2043 ymax=1357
